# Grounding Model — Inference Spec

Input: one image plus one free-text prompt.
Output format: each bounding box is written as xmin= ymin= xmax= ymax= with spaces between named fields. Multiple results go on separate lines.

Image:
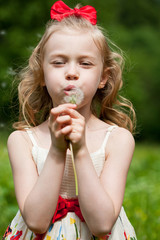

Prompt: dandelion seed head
xmin=63 ymin=88 xmax=84 ymax=105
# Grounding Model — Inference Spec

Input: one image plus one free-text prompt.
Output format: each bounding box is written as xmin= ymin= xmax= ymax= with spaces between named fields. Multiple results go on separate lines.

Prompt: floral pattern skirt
xmin=3 ymin=207 xmax=137 ymax=240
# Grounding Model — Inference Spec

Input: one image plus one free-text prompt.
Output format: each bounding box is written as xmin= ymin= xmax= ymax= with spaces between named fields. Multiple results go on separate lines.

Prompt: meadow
xmin=0 ymin=129 xmax=160 ymax=239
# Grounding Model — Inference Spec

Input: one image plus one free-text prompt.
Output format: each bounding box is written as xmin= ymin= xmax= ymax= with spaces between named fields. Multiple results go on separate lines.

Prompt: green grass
xmin=124 ymin=143 xmax=160 ymax=239
xmin=0 ymin=129 xmax=160 ymax=239
xmin=0 ymin=129 xmax=18 ymax=238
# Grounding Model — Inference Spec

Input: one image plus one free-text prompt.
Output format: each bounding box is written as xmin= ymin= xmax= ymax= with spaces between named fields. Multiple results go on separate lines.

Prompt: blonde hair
xmin=13 ymin=8 xmax=136 ymax=133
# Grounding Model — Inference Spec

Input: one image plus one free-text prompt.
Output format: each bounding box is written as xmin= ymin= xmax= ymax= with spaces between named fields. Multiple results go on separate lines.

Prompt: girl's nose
xmin=65 ymin=65 xmax=79 ymax=80
xmin=65 ymin=72 xmax=79 ymax=80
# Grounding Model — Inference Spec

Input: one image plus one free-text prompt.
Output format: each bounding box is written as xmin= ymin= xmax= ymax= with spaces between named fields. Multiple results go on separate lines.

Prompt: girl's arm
xmin=75 ymin=127 xmax=135 ymax=237
xmin=76 ymin=128 xmax=134 ymax=236
xmin=8 ymin=130 xmax=65 ymax=234
xmin=63 ymin=107 xmax=134 ymax=237
xmin=8 ymin=104 xmax=76 ymax=234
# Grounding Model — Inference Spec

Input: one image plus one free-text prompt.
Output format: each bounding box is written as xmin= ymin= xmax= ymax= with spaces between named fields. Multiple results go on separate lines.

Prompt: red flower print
xmin=34 ymin=233 xmax=46 ymax=240
xmin=2 ymin=225 xmax=12 ymax=239
xmin=124 ymin=231 xmax=128 ymax=240
xmin=11 ymin=231 xmax=22 ymax=240
xmin=106 ymin=231 xmax=111 ymax=239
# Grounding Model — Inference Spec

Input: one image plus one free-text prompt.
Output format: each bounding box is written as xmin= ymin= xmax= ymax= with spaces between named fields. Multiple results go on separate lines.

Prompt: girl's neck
xmin=77 ymin=104 xmax=93 ymax=126
xmin=77 ymin=106 xmax=101 ymax=132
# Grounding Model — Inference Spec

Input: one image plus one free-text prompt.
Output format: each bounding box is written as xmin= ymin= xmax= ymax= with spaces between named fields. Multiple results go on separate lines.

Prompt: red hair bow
xmin=50 ymin=0 xmax=97 ymax=25
xmin=52 ymin=196 xmax=85 ymax=223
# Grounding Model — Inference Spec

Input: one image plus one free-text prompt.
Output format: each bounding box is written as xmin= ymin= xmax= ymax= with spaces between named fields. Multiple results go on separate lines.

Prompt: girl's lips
xmin=64 ymin=85 xmax=76 ymax=95
xmin=64 ymin=85 xmax=76 ymax=91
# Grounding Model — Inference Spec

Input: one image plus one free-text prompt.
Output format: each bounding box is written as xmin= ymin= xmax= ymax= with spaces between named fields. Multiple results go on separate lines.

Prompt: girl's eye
xmin=52 ymin=61 xmax=65 ymax=65
xmin=80 ymin=62 xmax=92 ymax=66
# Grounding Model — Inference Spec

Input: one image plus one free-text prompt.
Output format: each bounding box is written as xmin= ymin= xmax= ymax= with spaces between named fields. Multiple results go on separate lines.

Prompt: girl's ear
xmin=98 ymin=67 xmax=110 ymax=89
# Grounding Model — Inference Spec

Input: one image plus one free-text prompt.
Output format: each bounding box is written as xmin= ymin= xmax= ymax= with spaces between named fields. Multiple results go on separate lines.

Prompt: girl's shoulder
xmin=7 ymin=130 xmax=34 ymax=171
xmin=108 ymin=125 xmax=135 ymax=145
xmin=8 ymin=121 xmax=50 ymax=150
xmin=94 ymin=117 xmax=134 ymax=143
xmin=7 ymin=129 xmax=33 ymax=153
xmin=87 ymin=117 xmax=132 ymax=154
xmin=91 ymin=116 xmax=134 ymax=137
xmin=105 ymin=125 xmax=135 ymax=160
xmin=91 ymin=117 xmax=135 ymax=156
xmin=8 ymin=129 xmax=30 ymax=144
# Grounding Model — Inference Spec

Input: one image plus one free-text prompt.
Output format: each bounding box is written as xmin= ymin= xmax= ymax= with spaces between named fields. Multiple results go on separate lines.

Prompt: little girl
xmin=3 ymin=1 xmax=137 ymax=239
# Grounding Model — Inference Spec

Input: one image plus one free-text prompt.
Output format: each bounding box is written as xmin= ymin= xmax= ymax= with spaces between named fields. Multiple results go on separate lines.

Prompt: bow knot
xmin=52 ymin=196 xmax=85 ymax=223
xmin=50 ymin=0 xmax=97 ymax=25
xmin=73 ymin=8 xmax=80 ymax=17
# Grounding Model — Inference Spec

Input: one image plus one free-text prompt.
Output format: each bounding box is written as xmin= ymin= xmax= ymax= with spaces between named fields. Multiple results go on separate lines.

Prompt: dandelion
xmin=63 ymin=88 xmax=84 ymax=196
xmin=63 ymin=87 xmax=84 ymax=105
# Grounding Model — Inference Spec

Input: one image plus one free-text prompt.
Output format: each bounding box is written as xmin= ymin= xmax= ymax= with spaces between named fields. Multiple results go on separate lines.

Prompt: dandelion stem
xmin=63 ymin=87 xmax=84 ymax=196
xmin=69 ymin=141 xmax=78 ymax=196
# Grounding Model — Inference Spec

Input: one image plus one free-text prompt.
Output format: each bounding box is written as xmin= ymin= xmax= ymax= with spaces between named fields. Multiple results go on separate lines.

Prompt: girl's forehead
xmin=44 ymin=29 xmax=101 ymax=57
xmin=48 ymin=29 xmax=94 ymax=45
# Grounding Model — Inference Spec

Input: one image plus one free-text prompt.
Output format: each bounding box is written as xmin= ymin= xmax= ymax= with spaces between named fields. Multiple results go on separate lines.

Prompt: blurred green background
xmin=0 ymin=0 xmax=160 ymax=239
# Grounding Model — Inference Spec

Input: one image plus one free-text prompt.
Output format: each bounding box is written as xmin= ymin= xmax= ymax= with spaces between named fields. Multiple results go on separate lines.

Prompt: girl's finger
xmin=57 ymin=115 xmax=72 ymax=132
xmin=60 ymin=125 xmax=72 ymax=135
xmin=56 ymin=115 xmax=72 ymax=125
xmin=50 ymin=114 xmax=72 ymax=133
xmin=50 ymin=104 xmax=77 ymax=116
xmin=67 ymin=108 xmax=85 ymax=120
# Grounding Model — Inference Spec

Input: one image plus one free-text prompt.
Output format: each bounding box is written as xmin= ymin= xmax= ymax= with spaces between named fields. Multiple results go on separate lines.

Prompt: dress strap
xmin=26 ymin=129 xmax=38 ymax=147
xmin=101 ymin=125 xmax=117 ymax=151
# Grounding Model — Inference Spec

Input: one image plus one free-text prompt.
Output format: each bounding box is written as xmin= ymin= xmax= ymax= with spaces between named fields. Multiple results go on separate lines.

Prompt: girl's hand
xmin=66 ymin=108 xmax=86 ymax=154
xmin=48 ymin=103 xmax=77 ymax=153
xmin=48 ymin=104 xmax=86 ymax=154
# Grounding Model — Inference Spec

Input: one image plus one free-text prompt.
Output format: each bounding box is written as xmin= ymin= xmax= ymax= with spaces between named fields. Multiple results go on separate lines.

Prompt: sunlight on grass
xmin=0 ymin=129 xmax=160 ymax=239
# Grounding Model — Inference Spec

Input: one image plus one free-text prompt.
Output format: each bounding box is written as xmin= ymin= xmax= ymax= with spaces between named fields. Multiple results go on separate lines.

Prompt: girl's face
xmin=43 ymin=29 xmax=106 ymax=108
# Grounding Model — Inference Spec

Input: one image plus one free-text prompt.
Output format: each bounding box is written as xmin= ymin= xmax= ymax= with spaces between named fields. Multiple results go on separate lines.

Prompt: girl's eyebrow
xmin=48 ymin=53 xmax=97 ymax=61
xmin=48 ymin=53 xmax=67 ymax=59
xmin=79 ymin=55 xmax=96 ymax=60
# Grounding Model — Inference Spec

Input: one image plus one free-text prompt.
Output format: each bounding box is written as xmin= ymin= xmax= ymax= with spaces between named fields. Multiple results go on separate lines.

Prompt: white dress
xmin=3 ymin=126 xmax=137 ymax=240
